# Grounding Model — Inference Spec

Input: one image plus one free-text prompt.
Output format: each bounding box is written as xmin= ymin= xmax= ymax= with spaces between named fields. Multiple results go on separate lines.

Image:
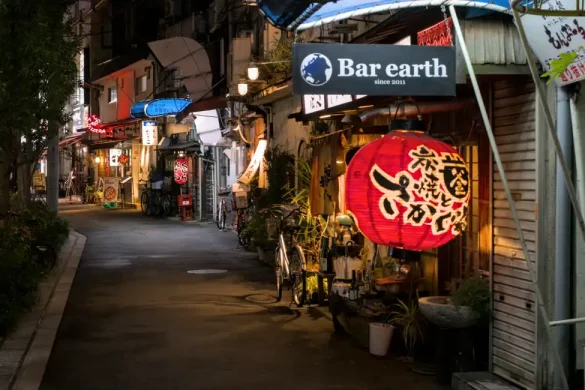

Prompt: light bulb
xmin=238 ymin=81 xmax=248 ymax=96
xmin=95 ymin=157 xmax=101 ymax=163
xmin=247 ymin=65 xmax=259 ymax=81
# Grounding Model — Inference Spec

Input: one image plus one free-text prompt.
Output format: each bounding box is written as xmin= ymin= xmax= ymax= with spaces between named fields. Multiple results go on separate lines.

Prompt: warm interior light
xmin=238 ymin=81 xmax=248 ymax=96
xmin=320 ymin=114 xmax=331 ymax=119
xmin=358 ymin=105 xmax=374 ymax=109
xmin=95 ymin=157 xmax=101 ymax=163
xmin=247 ymin=65 xmax=259 ymax=81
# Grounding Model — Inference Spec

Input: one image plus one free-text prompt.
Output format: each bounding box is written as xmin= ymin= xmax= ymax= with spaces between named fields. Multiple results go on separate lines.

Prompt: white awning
xmin=148 ymin=37 xmax=213 ymax=102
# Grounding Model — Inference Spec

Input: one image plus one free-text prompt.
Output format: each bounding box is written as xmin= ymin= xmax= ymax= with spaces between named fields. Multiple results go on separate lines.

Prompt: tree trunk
xmin=0 ymin=149 xmax=11 ymax=215
xmin=17 ymin=163 xmax=32 ymax=201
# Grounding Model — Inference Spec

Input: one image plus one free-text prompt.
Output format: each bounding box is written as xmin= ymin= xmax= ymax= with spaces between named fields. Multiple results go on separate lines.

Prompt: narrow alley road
xmin=40 ymin=205 xmax=442 ymax=390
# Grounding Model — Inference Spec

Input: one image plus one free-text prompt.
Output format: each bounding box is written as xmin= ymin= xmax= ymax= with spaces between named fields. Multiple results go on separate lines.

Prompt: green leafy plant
xmin=389 ymin=298 xmax=425 ymax=358
xmin=541 ymin=46 xmax=584 ymax=84
xmin=450 ymin=275 xmax=491 ymax=324
xmin=284 ymin=158 xmax=327 ymax=271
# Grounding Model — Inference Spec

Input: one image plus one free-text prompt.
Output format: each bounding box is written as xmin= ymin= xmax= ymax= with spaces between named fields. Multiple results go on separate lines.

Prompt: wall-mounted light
xmin=358 ymin=105 xmax=374 ymax=109
xmin=238 ymin=80 xmax=248 ymax=96
xmin=320 ymin=114 xmax=332 ymax=119
xmin=247 ymin=64 xmax=259 ymax=81
xmin=95 ymin=156 xmax=101 ymax=163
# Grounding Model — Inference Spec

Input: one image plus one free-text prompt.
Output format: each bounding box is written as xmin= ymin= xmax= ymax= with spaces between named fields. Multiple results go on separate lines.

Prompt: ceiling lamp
xmin=247 ymin=64 xmax=260 ymax=81
xmin=237 ymin=80 xmax=248 ymax=96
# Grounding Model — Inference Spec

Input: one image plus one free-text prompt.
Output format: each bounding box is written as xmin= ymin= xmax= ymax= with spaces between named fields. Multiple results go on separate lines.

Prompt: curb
xmin=0 ymin=230 xmax=86 ymax=390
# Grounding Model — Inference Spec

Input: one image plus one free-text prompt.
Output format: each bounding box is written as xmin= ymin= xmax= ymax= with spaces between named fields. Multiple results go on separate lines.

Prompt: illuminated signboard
xmin=131 ymin=98 xmax=191 ymax=119
xmin=142 ymin=121 xmax=158 ymax=145
xmin=327 ymin=95 xmax=352 ymax=109
xmin=302 ymin=94 xmax=369 ymax=115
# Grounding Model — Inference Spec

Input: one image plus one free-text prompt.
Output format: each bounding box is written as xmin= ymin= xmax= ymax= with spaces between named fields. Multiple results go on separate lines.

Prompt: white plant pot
xmin=369 ymin=322 xmax=395 ymax=357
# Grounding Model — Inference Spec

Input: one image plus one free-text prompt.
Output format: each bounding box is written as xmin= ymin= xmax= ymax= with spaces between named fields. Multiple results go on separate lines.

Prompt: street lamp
xmin=238 ymin=80 xmax=248 ymax=96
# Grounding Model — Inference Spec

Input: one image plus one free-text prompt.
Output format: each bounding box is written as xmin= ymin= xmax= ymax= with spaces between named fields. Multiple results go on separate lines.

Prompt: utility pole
xmin=46 ymin=134 xmax=59 ymax=212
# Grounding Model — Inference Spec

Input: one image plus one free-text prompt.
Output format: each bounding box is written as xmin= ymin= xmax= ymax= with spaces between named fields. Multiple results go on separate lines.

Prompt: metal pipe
xmin=359 ymin=98 xmax=476 ymax=122
xmin=570 ymin=95 xmax=585 ymax=221
xmin=511 ymin=5 xmax=585 ymax=243
xmin=550 ymin=317 xmax=585 ymax=327
xmin=450 ymin=6 xmax=570 ymax=390
xmin=555 ymin=86 xmax=573 ymax=381
xmin=198 ymin=156 xmax=203 ymax=222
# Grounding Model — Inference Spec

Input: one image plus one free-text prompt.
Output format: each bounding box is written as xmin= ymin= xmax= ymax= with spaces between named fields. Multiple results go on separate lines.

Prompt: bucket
xmin=369 ymin=323 xmax=394 ymax=356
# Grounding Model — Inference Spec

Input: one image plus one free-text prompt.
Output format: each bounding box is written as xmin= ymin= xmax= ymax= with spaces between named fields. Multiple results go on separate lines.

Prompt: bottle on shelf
xmin=350 ymin=270 xmax=358 ymax=300
xmin=358 ymin=270 xmax=365 ymax=296
xmin=364 ymin=260 xmax=372 ymax=295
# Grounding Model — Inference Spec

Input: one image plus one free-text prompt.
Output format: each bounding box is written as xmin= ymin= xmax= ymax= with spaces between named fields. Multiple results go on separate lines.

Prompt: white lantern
xmin=238 ymin=81 xmax=248 ymax=96
xmin=247 ymin=65 xmax=259 ymax=81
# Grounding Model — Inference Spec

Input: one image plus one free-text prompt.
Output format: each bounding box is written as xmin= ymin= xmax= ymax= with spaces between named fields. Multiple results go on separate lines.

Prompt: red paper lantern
xmin=174 ymin=158 xmax=188 ymax=185
xmin=345 ymin=120 xmax=470 ymax=251
xmin=87 ymin=114 xmax=104 ymax=134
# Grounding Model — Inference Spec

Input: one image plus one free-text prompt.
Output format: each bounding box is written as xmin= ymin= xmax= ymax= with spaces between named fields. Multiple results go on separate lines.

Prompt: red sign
xmin=87 ymin=114 xmax=105 ymax=133
xmin=119 ymin=154 xmax=129 ymax=165
xmin=345 ymin=128 xmax=470 ymax=251
xmin=417 ymin=18 xmax=453 ymax=47
xmin=174 ymin=158 xmax=188 ymax=185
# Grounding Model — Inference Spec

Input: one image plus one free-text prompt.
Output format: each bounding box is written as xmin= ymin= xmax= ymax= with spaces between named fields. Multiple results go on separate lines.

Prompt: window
xmin=108 ymin=87 xmax=117 ymax=103
xmin=136 ymin=74 xmax=147 ymax=94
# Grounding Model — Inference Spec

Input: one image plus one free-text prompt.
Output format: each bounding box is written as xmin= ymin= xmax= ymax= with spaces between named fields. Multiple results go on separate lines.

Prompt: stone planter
xmin=418 ymin=296 xmax=477 ymax=329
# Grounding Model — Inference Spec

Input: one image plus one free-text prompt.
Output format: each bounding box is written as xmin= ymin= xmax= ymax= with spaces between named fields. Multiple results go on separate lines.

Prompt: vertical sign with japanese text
xmin=520 ymin=0 xmax=585 ymax=85
xmin=141 ymin=121 xmax=158 ymax=146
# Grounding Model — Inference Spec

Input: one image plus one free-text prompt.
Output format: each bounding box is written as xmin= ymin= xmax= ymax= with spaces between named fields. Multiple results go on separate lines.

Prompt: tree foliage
xmin=0 ymin=0 xmax=79 ymax=212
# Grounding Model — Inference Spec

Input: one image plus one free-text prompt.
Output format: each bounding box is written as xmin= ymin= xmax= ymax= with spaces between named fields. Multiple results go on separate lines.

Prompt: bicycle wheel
xmin=152 ymin=192 xmax=162 ymax=217
xmin=220 ymin=210 xmax=227 ymax=230
xmin=290 ymin=245 xmax=307 ymax=307
xmin=274 ymin=245 xmax=284 ymax=303
xmin=141 ymin=192 xmax=149 ymax=215
xmin=161 ymin=194 xmax=172 ymax=217
xmin=216 ymin=205 xmax=222 ymax=229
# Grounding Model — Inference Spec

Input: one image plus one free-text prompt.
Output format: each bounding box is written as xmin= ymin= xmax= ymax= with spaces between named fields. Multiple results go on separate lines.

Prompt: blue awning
xmin=290 ymin=0 xmax=513 ymax=31
xmin=130 ymin=98 xmax=191 ymax=119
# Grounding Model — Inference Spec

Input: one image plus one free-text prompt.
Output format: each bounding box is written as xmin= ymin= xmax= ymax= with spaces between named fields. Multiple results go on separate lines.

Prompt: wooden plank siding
xmin=491 ymin=78 xmax=537 ymax=389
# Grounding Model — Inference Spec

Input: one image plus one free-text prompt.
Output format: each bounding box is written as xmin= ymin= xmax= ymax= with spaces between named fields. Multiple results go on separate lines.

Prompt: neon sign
xmin=87 ymin=114 xmax=105 ymax=133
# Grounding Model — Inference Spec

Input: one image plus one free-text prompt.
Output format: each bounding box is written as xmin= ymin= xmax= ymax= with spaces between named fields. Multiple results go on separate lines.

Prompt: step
xmin=452 ymin=372 xmax=520 ymax=390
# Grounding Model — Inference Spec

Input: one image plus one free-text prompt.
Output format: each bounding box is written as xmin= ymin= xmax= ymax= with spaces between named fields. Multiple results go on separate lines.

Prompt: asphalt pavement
xmin=40 ymin=204 xmax=443 ymax=390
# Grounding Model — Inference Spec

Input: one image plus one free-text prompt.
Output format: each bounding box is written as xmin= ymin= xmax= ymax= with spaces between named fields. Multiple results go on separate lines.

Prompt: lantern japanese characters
xmin=118 ymin=154 xmax=129 ymax=165
xmin=174 ymin=158 xmax=188 ymax=185
xmin=345 ymin=120 xmax=470 ymax=251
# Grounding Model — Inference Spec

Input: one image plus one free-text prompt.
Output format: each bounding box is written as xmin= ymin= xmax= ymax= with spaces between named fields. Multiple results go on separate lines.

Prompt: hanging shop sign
xmin=519 ymin=0 xmax=585 ymax=85
xmin=109 ymin=149 xmax=122 ymax=166
xmin=302 ymin=94 xmax=367 ymax=115
xmin=417 ymin=18 xmax=453 ymax=47
xmin=142 ymin=121 xmax=158 ymax=146
xmin=293 ymin=43 xmax=456 ymax=96
xmin=87 ymin=114 xmax=104 ymax=134
xmin=131 ymin=98 xmax=192 ymax=119
xmin=103 ymin=177 xmax=119 ymax=203
xmin=119 ymin=154 xmax=129 ymax=165
xmin=174 ymin=158 xmax=188 ymax=185
xmin=238 ymin=139 xmax=267 ymax=185
xmin=345 ymin=122 xmax=470 ymax=251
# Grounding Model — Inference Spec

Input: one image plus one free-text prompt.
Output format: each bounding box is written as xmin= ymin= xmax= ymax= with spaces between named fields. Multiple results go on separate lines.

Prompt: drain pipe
xmin=555 ymin=85 xmax=573 ymax=384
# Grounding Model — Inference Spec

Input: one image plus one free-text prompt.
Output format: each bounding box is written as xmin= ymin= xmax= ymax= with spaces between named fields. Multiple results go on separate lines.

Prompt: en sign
xmin=293 ymin=43 xmax=456 ymax=96
xmin=520 ymin=0 xmax=585 ymax=85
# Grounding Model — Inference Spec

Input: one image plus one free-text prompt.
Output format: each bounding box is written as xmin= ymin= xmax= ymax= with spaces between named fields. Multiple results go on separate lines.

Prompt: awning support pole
xmin=510 ymin=6 xmax=585 ymax=239
xmin=449 ymin=6 xmax=570 ymax=390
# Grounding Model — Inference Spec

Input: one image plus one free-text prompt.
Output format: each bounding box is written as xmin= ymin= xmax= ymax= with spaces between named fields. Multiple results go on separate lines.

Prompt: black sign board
xmin=292 ymin=43 xmax=456 ymax=96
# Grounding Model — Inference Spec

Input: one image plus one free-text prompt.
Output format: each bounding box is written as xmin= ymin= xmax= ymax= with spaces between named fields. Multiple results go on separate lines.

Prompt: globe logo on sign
xmin=300 ymin=53 xmax=333 ymax=86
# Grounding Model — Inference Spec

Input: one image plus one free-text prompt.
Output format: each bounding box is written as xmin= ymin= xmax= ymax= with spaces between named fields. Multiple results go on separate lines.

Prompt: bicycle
xmin=235 ymin=207 xmax=251 ymax=249
xmin=274 ymin=207 xmax=307 ymax=307
xmin=140 ymin=180 xmax=161 ymax=216
xmin=216 ymin=191 xmax=231 ymax=230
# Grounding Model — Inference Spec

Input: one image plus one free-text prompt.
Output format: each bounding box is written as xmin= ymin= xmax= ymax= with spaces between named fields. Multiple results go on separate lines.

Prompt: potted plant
xmin=388 ymin=297 xmax=425 ymax=360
